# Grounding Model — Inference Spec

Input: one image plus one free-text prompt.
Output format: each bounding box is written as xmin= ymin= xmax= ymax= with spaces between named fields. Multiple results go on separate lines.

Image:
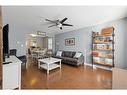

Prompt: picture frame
xmin=65 ymin=38 xmax=75 ymax=46
xmin=37 ymin=31 xmax=46 ymax=37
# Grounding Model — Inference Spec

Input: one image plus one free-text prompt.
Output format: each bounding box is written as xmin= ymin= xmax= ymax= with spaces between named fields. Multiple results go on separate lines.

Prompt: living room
xmin=0 ymin=6 xmax=127 ymax=90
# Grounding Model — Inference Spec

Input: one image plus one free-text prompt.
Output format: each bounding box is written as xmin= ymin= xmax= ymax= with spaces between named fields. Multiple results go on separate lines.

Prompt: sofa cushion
xmin=74 ymin=52 xmax=82 ymax=58
xmin=72 ymin=52 xmax=76 ymax=58
xmin=62 ymin=51 xmax=76 ymax=58
xmin=62 ymin=57 xmax=78 ymax=63
xmin=56 ymin=51 xmax=62 ymax=57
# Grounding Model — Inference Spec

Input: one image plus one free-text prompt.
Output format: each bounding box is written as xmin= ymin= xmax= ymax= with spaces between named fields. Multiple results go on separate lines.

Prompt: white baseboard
xmin=95 ymin=65 xmax=112 ymax=71
xmin=84 ymin=62 xmax=112 ymax=71
xmin=84 ymin=62 xmax=92 ymax=67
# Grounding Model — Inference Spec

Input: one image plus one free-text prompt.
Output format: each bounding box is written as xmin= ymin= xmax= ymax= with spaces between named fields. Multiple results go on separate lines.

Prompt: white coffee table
xmin=38 ymin=57 xmax=61 ymax=74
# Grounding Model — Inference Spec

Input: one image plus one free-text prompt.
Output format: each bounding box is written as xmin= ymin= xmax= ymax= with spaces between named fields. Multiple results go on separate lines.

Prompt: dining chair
xmin=10 ymin=49 xmax=17 ymax=56
xmin=38 ymin=48 xmax=47 ymax=59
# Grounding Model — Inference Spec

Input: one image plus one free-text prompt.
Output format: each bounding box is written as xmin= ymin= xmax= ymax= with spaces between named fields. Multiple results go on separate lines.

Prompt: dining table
xmin=32 ymin=49 xmax=47 ymax=59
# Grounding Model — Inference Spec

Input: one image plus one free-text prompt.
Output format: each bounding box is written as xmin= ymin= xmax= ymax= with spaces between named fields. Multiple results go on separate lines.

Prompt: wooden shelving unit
xmin=92 ymin=27 xmax=115 ymax=68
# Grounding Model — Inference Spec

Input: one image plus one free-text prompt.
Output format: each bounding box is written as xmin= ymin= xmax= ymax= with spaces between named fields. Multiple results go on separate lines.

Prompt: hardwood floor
xmin=21 ymin=58 xmax=112 ymax=89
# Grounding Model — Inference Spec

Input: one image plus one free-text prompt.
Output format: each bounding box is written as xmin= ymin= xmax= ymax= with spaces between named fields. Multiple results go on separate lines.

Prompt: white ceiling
xmin=2 ymin=6 xmax=127 ymax=34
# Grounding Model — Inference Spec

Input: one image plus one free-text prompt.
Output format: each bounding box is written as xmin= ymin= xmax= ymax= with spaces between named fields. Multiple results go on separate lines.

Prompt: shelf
xmin=93 ymin=56 xmax=113 ymax=59
xmin=93 ymin=62 xmax=113 ymax=67
xmin=93 ymin=34 xmax=112 ymax=37
xmin=93 ymin=41 xmax=112 ymax=44
xmin=93 ymin=49 xmax=113 ymax=51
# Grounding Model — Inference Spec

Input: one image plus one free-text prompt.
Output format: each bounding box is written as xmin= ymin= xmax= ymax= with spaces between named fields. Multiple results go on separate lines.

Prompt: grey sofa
xmin=53 ymin=51 xmax=84 ymax=66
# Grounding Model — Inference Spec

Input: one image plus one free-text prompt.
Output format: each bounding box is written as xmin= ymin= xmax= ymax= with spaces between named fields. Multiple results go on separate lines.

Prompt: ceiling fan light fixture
xmin=57 ymin=23 xmax=62 ymax=27
xmin=60 ymin=27 xmax=62 ymax=30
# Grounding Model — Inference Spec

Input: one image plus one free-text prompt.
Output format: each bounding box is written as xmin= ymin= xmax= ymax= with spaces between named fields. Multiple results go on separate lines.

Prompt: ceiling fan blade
xmin=62 ymin=23 xmax=73 ymax=26
xmin=45 ymin=19 xmax=57 ymax=23
xmin=60 ymin=18 xmax=68 ymax=23
xmin=48 ymin=24 xmax=56 ymax=28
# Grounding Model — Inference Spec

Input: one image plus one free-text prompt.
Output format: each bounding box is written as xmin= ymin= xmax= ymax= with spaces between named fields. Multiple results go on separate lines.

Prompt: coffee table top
xmin=38 ymin=57 xmax=61 ymax=65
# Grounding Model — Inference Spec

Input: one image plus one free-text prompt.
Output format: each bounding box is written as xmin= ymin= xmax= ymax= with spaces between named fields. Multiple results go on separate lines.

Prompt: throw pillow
xmin=56 ymin=51 xmax=62 ymax=57
xmin=74 ymin=52 xmax=82 ymax=58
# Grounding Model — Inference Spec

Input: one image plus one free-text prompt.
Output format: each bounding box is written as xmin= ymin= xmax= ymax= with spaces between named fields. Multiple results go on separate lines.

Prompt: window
xmin=48 ymin=38 xmax=52 ymax=50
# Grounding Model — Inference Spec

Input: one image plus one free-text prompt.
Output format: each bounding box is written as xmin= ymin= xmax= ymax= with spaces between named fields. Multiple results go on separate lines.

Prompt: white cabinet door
xmin=3 ymin=64 xmax=19 ymax=89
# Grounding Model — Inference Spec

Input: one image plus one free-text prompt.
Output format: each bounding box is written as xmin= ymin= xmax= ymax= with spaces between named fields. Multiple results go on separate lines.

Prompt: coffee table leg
xmin=38 ymin=61 xmax=40 ymax=69
xmin=47 ymin=64 xmax=49 ymax=74
xmin=60 ymin=60 xmax=61 ymax=69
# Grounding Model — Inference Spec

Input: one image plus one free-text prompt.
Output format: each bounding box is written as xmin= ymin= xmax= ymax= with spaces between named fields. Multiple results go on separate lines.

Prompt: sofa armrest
xmin=76 ymin=55 xmax=84 ymax=65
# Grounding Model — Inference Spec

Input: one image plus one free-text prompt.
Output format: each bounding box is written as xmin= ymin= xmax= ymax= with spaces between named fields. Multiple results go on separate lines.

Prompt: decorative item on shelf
xmin=109 ymin=36 xmax=113 ymax=42
xmin=37 ymin=31 xmax=46 ymax=37
xmin=101 ymin=27 xmax=114 ymax=36
xmin=93 ymin=32 xmax=100 ymax=37
xmin=98 ymin=44 xmax=106 ymax=50
xmin=107 ymin=44 xmax=112 ymax=50
xmin=105 ymin=37 xmax=108 ymax=42
xmin=93 ymin=44 xmax=97 ymax=50
xmin=93 ymin=57 xmax=100 ymax=63
xmin=65 ymin=38 xmax=75 ymax=46
xmin=92 ymin=51 xmax=99 ymax=57
xmin=99 ymin=37 xmax=104 ymax=42
xmin=98 ymin=52 xmax=105 ymax=57
xmin=92 ymin=32 xmax=96 ymax=37
xmin=96 ymin=32 xmax=99 ymax=36
xmin=105 ymin=58 xmax=112 ymax=65
xmin=107 ymin=54 xmax=113 ymax=59
xmin=100 ymin=58 xmax=105 ymax=64
xmin=107 ymin=44 xmax=110 ymax=49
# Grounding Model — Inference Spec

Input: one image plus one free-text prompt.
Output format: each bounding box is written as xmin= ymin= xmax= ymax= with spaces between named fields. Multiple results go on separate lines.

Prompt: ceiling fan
xmin=45 ymin=17 xmax=73 ymax=30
